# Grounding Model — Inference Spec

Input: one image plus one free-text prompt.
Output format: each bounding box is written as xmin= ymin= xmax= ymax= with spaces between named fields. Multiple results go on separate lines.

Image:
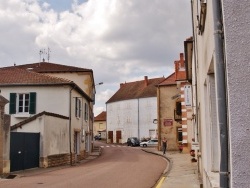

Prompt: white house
xmin=106 ymin=76 xmax=165 ymax=143
xmin=93 ymin=111 xmax=107 ymax=139
xmin=0 ymin=62 xmax=96 ymax=169
xmin=189 ymin=1 xmax=250 ymax=187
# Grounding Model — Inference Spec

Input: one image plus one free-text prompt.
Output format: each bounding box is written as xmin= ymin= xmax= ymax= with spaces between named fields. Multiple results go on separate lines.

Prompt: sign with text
xmin=184 ymin=85 xmax=192 ymax=107
xmin=191 ymin=142 xmax=199 ymax=150
xmin=163 ymin=119 xmax=173 ymax=126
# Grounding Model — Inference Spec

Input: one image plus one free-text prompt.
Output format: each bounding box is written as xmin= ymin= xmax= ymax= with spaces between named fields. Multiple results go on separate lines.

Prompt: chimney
xmin=180 ymin=53 xmax=184 ymax=60
xmin=120 ymin=83 xmax=124 ymax=88
xmin=144 ymin=76 xmax=148 ymax=86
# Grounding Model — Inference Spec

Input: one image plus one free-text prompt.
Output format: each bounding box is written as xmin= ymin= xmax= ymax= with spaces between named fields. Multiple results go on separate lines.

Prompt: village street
xmin=0 ymin=142 xmax=167 ymax=188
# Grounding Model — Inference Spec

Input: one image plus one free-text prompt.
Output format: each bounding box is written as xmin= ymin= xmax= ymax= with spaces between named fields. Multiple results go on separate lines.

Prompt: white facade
xmin=1 ymin=83 xmax=91 ymax=163
xmin=12 ymin=114 xmax=69 ymax=167
xmin=191 ymin=0 xmax=250 ymax=187
xmin=0 ymin=63 xmax=95 ymax=167
xmin=1 ymin=86 xmax=70 ymax=125
xmin=107 ymin=97 xmax=157 ymax=143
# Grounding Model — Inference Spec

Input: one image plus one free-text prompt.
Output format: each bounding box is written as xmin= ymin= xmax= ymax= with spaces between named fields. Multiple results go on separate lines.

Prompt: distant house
xmin=106 ymin=76 xmax=165 ymax=143
xmin=157 ymin=53 xmax=193 ymax=153
xmin=157 ymin=73 xmax=179 ymax=151
xmin=93 ymin=111 xmax=106 ymax=139
xmin=0 ymin=62 xmax=96 ymax=170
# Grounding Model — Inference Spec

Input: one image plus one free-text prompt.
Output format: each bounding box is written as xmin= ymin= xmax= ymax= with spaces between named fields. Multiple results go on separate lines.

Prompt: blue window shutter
xmin=9 ymin=93 xmax=16 ymax=114
xmin=29 ymin=92 xmax=36 ymax=114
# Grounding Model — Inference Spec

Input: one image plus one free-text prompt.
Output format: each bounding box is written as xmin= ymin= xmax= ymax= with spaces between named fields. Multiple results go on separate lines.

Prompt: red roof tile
xmin=94 ymin=111 xmax=106 ymax=121
xmin=158 ymin=73 xmax=176 ymax=86
xmin=0 ymin=67 xmax=72 ymax=85
xmin=106 ymin=76 xmax=165 ymax=103
xmin=10 ymin=62 xmax=92 ymax=73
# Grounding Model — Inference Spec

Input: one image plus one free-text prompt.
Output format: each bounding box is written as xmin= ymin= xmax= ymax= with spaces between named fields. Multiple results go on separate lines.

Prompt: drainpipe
xmin=190 ymin=0 xmax=200 ymax=174
xmin=157 ymin=86 xmax=161 ymax=151
xmin=137 ymin=99 xmax=140 ymax=139
xmin=212 ymin=0 xmax=229 ymax=187
xmin=69 ymin=85 xmax=75 ymax=166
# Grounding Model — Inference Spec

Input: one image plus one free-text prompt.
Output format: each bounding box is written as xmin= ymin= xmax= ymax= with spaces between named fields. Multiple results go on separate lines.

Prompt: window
xmin=18 ymin=93 xmax=29 ymax=113
xmin=84 ymin=103 xmax=88 ymax=121
xmin=177 ymin=127 xmax=182 ymax=142
xmin=9 ymin=92 xmax=36 ymax=114
xmin=75 ymin=98 xmax=82 ymax=118
xmin=176 ymin=102 xmax=182 ymax=115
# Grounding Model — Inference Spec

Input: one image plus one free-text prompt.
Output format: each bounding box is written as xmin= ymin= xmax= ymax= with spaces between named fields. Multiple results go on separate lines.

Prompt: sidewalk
xmin=143 ymin=148 xmax=201 ymax=188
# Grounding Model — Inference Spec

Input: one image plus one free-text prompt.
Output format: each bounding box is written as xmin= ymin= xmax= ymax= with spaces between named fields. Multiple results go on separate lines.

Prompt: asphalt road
xmin=0 ymin=141 xmax=167 ymax=188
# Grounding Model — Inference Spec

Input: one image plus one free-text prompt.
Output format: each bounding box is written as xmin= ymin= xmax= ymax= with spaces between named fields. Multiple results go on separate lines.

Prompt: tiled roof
xmin=158 ymin=73 xmax=176 ymax=86
xmin=0 ymin=67 xmax=72 ymax=85
xmin=12 ymin=62 xmax=92 ymax=73
xmin=106 ymin=76 xmax=165 ymax=103
xmin=94 ymin=111 xmax=106 ymax=121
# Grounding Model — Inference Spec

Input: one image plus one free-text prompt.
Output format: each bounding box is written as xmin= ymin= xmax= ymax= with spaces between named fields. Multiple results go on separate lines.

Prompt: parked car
xmin=127 ymin=137 xmax=140 ymax=147
xmin=94 ymin=134 xmax=101 ymax=140
xmin=140 ymin=139 xmax=158 ymax=147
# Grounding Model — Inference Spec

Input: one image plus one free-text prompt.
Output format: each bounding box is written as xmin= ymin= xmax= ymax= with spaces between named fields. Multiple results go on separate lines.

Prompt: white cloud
xmin=0 ymin=0 xmax=191 ymax=114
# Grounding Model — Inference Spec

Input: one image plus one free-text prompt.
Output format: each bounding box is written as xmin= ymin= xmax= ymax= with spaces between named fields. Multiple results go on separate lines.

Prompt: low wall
xmin=40 ymin=150 xmax=87 ymax=168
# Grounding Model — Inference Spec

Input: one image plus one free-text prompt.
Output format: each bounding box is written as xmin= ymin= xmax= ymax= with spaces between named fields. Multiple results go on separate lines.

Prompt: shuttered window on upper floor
xmin=9 ymin=92 xmax=36 ymax=115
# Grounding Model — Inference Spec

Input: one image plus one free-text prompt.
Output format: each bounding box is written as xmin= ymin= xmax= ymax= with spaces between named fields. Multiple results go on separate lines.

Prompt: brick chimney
xmin=144 ymin=76 xmax=148 ymax=86
xmin=175 ymin=53 xmax=186 ymax=81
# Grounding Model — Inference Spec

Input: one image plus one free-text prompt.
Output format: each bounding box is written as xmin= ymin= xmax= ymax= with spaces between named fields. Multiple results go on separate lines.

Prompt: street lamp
xmin=95 ymin=82 xmax=103 ymax=86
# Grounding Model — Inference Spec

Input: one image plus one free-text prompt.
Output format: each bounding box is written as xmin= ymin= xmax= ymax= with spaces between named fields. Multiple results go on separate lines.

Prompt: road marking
xmin=99 ymin=145 xmax=130 ymax=148
xmin=155 ymin=177 xmax=166 ymax=188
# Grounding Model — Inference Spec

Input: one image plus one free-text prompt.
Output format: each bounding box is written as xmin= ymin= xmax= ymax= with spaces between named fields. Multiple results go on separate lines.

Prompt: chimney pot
xmin=144 ymin=76 xmax=148 ymax=86
xmin=180 ymin=53 xmax=184 ymax=60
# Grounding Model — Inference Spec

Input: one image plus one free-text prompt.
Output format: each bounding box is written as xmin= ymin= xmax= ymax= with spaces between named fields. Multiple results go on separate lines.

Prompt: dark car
xmin=127 ymin=137 xmax=140 ymax=147
xmin=94 ymin=134 xmax=101 ymax=140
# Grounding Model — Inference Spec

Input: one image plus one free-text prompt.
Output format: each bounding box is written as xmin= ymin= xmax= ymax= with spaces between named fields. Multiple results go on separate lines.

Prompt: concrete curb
xmin=141 ymin=148 xmax=173 ymax=177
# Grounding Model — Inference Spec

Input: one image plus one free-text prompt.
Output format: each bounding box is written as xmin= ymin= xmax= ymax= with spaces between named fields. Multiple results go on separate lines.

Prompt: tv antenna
xmin=39 ymin=47 xmax=51 ymax=62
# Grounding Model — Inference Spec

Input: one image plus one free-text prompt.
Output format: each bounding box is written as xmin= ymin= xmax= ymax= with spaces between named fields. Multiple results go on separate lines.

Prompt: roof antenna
xmin=39 ymin=47 xmax=51 ymax=62
xmin=39 ymin=50 xmax=43 ymax=62
xmin=47 ymin=47 xmax=51 ymax=62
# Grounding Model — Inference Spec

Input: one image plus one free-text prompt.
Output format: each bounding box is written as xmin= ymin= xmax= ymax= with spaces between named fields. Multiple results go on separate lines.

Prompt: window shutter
xmin=176 ymin=102 xmax=182 ymax=115
xmin=9 ymin=93 xmax=16 ymax=114
xmin=84 ymin=103 xmax=87 ymax=121
xmin=79 ymin=100 xmax=81 ymax=118
xmin=29 ymin=92 xmax=36 ymax=114
xmin=75 ymin=98 xmax=78 ymax=117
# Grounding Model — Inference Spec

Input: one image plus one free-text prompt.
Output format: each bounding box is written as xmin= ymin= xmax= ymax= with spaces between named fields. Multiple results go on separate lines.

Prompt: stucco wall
xmin=13 ymin=114 xmax=69 ymax=158
xmin=222 ymin=1 xmax=250 ymax=187
xmin=158 ymin=84 xmax=181 ymax=150
xmin=93 ymin=120 xmax=106 ymax=136
xmin=107 ymin=97 xmax=157 ymax=143
xmin=192 ymin=1 xmax=220 ymax=187
xmin=46 ymin=72 xmax=93 ymax=98
xmin=1 ymin=86 xmax=70 ymax=125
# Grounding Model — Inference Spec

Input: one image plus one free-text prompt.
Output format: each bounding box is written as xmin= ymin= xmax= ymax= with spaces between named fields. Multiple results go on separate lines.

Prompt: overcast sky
xmin=0 ymin=0 xmax=192 ymax=115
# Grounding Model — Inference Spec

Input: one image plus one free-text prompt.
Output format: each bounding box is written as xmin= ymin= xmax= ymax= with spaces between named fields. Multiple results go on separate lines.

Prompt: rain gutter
xmin=212 ymin=0 xmax=229 ymax=187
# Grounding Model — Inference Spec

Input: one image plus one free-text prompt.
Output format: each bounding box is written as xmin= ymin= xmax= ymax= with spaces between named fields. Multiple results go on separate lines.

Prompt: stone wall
xmin=42 ymin=150 xmax=87 ymax=168
xmin=0 ymin=95 xmax=10 ymax=175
